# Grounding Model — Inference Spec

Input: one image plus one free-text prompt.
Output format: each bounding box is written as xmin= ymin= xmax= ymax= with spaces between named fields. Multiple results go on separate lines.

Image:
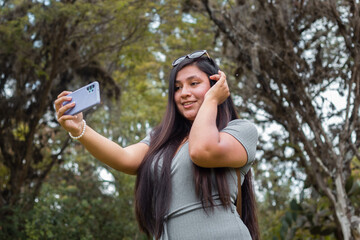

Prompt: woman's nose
xmin=180 ymin=85 xmax=191 ymax=97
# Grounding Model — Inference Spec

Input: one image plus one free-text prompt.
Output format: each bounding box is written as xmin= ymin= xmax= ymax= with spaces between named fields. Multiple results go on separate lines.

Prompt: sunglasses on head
xmin=172 ymin=50 xmax=211 ymax=67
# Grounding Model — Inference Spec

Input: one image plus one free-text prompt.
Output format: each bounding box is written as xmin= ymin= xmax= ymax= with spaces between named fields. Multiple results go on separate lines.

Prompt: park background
xmin=0 ymin=0 xmax=359 ymax=239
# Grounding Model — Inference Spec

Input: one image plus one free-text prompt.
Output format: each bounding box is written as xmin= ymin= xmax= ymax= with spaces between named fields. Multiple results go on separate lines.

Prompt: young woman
xmin=55 ymin=50 xmax=259 ymax=240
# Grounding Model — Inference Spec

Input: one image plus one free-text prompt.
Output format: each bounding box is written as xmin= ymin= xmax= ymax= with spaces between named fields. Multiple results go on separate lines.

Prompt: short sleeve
xmin=221 ymin=119 xmax=258 ymax=165
xmin=140 ymin=134 xmax=151 ymax=146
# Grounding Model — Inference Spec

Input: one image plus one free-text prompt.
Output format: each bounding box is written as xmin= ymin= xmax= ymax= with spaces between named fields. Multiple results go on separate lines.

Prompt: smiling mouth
xmin=182 ymin=101 xmax=195 ymax=108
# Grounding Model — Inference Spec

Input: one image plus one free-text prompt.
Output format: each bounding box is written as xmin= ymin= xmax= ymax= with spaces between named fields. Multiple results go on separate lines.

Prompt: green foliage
xmin=348 ymin=157 xmax=360 ymax=215
xmin=0 ymin=204 xmax=30 ymax=239
xmin=24 ymin=154 xmax=145 ymax=240
xmin=271 ymin=193 xmax=339 ymax=240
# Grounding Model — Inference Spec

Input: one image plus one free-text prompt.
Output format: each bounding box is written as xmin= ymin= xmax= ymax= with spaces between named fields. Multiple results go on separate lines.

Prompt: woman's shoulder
xmin=225 ymin=119 xmax=258 ymax=134
xmin=222 ymin=119 xmax=258 ymax=164
xmin=227 ymin=119 xmax=254 ymax=125
xmin=140 ymin=133 xmax=151 ymax=146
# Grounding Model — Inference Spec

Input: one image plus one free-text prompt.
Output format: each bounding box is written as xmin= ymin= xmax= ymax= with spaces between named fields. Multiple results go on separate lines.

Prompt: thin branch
xmin=347 ymin=51 xmax=360 ymax=138
xmin=316 ymin=157 xmax=333 ymax=177
xmin=349 ymin=143 xmax=360 ymax=163
xmin=25 ymin=137 xmax=71 ymax=212
xmin=329 ymin=0 xmax=352 ymax=52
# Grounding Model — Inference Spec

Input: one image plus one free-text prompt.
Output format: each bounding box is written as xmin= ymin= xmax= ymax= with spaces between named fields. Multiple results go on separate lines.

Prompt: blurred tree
xmin=185 ymin=0 xmax=360 ymax=239
xmin=0 ymin=0 xmax=218 ymax=238
xmin=0 ymin=0 xmax=155 ymax=235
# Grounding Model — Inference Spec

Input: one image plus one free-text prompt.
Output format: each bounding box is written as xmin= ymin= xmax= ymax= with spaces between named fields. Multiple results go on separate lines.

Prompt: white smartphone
xmin=63 ymin=81 xmax=101 ymax=115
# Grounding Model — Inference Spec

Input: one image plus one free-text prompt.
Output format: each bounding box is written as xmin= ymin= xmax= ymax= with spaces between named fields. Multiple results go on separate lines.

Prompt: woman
xmin=55 ymin=50 xmax=259 ymax=240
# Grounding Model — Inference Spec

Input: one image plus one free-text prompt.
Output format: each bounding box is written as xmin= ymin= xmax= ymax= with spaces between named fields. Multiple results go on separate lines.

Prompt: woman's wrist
xmin=69 ymin=119 xmax=86 ymax=140
xmin=203 ymin=95 xmax=219 ymax=106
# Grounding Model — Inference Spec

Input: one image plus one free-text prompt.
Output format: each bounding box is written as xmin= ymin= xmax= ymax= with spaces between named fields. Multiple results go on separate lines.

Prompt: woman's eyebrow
xmin=175 ymin=75 xmax=201 ymax=83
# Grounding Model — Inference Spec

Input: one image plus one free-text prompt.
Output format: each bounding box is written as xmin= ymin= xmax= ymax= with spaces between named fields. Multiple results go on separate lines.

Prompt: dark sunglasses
xmin=172 ymin=50 xmax=211 ymax=67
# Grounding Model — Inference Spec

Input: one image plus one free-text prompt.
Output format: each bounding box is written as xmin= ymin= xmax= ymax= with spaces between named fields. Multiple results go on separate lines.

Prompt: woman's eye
xmin=175 ymin=86 xmax=181 ymax=91
xmin=191 ymin=82 xmax=199 ymax=86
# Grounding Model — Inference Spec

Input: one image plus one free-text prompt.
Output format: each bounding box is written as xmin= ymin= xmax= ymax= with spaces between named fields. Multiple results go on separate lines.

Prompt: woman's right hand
xmin=54 ymin=91 xmax=84 ymax=136
xmin=206 ymin=70 xmax=230 ymax=105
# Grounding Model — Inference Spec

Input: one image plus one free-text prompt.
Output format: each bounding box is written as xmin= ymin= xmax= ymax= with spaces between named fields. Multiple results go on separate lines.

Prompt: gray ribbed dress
xmin=141 ymin=119 xmax=258 ymax=240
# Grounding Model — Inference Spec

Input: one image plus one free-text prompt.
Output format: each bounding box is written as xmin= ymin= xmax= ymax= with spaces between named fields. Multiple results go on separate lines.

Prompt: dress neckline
xmin=173 ymin=139 xmax=188 ymax=159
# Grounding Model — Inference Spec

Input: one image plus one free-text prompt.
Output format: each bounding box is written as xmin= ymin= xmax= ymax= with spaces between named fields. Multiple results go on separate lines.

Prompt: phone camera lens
xmin=87 ymin=85 xmax=95 ymax=93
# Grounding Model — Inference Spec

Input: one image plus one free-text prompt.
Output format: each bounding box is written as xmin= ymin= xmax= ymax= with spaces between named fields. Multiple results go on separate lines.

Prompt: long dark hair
xmin=242 ymin=170 xmax=260 ymax=240
xmin=135 ymin=55 xmax=259 ymax=239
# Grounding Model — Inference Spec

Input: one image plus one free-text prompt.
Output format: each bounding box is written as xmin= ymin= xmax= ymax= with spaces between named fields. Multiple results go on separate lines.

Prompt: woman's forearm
xmin=78 ymin=125 xmax=148 ymax=175
xmin=188 ymin=98 xmax=220 ymax=164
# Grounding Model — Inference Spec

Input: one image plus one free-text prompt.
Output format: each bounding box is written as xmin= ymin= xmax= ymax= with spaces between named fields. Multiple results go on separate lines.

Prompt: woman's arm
xmin=188 ymin=71 xmax=247 ymax=168
xmin=54 ymin=91 xmax=148 ymax=175
xmin=77 ymin=126 xmax=148 ymax=175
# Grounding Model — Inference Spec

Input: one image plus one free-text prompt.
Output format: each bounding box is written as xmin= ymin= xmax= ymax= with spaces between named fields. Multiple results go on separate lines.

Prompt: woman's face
xmin=174 ymin=65 xmax=211 ymax=121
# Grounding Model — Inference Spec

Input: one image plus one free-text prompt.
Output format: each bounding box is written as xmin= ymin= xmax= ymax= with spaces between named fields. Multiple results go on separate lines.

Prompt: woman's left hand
xmin=206 ymin=70 xmax=230 ymax=105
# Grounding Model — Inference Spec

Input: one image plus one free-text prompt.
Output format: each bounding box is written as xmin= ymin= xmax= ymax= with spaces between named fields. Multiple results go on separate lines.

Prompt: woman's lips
xmin=182 ymin=101 xmax=195 ymax=109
